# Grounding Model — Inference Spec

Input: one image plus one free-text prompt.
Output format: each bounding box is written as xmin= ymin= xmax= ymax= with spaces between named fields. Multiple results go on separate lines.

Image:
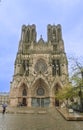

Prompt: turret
xmin=21 ymin=24 xmax=37 ymax=43
xmin=47 ymin=24 xmax=62 ymax=43
xmin=47 ymin=24 xmax=64 ymax=53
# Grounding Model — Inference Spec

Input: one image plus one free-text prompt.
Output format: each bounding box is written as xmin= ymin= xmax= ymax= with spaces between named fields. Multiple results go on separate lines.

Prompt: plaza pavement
xmin=1 ymin=105 xmax=83 ymax=121
xmin=0 ymin=105 xmax=83 ymax=120
xmin=0 ymin=106 xmax=83 ymax=130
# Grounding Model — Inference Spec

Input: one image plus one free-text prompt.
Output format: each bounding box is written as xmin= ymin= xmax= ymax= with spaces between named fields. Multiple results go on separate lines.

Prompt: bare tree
xmin=68 ymin=56 xmax=83 ymax=112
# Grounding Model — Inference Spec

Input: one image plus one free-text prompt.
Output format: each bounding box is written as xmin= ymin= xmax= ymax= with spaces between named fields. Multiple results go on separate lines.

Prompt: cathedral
xmin=9 ymin=24 xmax=68 ymax=107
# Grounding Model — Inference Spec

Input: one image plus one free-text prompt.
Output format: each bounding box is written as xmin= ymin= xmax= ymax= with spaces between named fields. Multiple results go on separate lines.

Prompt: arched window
xmin=52 ymin=28 xmax=56 ymax=42
xmin=57 ymin=27 xmax=62 ymax=40
xmin=25 ymin=29 xmax=30 ymax=42
xmin=32 ymin=29 xmax=36 ymax=42
xmin=53 ymin=28 xmax=56 ymax=35
xmin=22 ymin=88 xmax=27 ymax=96
xmin=48 ymin=28 xmax=52 ymax=41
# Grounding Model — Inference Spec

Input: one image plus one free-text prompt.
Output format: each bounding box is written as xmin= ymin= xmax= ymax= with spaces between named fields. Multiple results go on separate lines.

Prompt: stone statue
xmin=23 ymin=60 xmax=29 ymax=75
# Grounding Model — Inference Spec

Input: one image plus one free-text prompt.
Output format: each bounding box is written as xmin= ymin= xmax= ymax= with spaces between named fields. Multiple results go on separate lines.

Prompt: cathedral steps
xmin=1 ymin=106 xmax=47 ymax=114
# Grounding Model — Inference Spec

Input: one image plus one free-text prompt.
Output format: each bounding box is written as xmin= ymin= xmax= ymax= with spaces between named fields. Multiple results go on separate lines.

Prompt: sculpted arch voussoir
xmin=51 ymin=80 xmax=63 ymax=90
xmin=31 ymin=75 xmax=50 ymax=89
xmin=18 ymin=80 xmax=29 ymax=89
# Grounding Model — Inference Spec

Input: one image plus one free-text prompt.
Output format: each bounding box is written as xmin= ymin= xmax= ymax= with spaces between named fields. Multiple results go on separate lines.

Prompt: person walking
xmin=2 ymin=104 xmax=7 ymax=114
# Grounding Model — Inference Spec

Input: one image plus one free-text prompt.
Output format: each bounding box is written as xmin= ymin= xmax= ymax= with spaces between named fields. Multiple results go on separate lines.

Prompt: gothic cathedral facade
xmin=9 ymin=24 xmax=68 ymax=107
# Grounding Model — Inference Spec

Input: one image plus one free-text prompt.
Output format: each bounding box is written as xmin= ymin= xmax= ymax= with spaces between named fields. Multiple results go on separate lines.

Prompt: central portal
xmin=31 ymin=97 xmax=50 ymax=107
xmin=31 ymin=78 xmax=50 ymax=107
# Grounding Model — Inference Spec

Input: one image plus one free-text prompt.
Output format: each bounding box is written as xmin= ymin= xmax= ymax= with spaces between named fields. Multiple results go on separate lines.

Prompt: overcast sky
xmin=0 ymin=0 xmax=83 ymax=92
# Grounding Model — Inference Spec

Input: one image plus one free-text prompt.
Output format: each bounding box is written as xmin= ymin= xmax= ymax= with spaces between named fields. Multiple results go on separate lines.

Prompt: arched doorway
xmin=31 ymin=78 xmax=50 ymax=107
xmin=22 ymin=88 xmax=27 ymax=96
xmin=22 ymin=88 xmax=27 ymax=106
xmin=18 ymin=83 xmax=28 ymax=106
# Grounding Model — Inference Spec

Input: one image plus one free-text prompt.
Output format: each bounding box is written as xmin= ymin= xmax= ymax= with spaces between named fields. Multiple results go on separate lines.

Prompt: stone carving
xmin=23 ymin=60 xmax=29 ymax=75
xmin=52 ymin=59 xmax=60 ymax=76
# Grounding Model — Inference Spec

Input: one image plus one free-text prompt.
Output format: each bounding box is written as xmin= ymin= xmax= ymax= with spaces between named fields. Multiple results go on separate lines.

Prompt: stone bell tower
xmin=9 ymin=24 xmax=68 ymax=107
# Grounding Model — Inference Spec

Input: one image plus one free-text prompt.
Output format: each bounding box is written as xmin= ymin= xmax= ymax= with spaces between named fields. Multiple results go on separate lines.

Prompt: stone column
xmin=49 ymin=97 xmax=55 ymax=107
xmin=27 ymin=97 xmax=31 ymax=107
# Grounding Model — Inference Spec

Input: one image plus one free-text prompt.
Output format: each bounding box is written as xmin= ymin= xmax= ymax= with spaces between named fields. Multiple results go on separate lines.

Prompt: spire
xmin=38 ymin=35 xmax=44 ymax=43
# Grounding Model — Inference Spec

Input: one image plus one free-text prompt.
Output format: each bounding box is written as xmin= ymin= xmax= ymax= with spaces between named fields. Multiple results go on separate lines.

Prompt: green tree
xmin=55 ymin=84 xmax=78 ymax=101
xmin=55 ymin=56 xmax=83 ymax=108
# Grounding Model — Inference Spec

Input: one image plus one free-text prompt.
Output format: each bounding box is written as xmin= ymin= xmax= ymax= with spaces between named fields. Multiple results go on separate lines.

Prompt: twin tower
xmin=21 ymin=24 xmax=62 ymax=43
xmin=10 ymin=24 xmax=68 ymax=107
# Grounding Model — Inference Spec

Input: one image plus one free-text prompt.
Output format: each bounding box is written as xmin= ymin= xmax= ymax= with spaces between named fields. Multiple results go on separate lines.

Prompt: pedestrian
xmin=2 ymin=104 xmax=7 ymax=114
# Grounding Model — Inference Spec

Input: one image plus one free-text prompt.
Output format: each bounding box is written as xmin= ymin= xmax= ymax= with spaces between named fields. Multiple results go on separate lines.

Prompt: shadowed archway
xmin=18 ymin=83 xmax=28 ymax=106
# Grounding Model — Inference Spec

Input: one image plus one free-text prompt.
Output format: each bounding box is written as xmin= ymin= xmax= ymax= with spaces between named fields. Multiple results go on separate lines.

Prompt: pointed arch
xmin=51 ymin=81 xmax=63 ymax=107
xmin=16 ymin=82 xmax=28 ymax=106
xmin=51 ymin=78 xmax=63 ymax=89
xmin=53 ymin=28 xmax=56 ymax=35
xmin=17 ymin=82 xmax=28 ymax=97
xmin=22 ymin=87 xmax=27 ymax=96
xmin=51 ymin=80 xmax=63 ymax=96
xmin=31 ymin=78 xmax=49 ymax=97
xmin=52 ymin=28 xmax=56 ymax=42
xmin=31 ymin=28 xmax=36 ymax=42
xmin=25 ymin=29 xmax=30 ymax=42
xmin=17 ymin=78 xmax=29 ymax=89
